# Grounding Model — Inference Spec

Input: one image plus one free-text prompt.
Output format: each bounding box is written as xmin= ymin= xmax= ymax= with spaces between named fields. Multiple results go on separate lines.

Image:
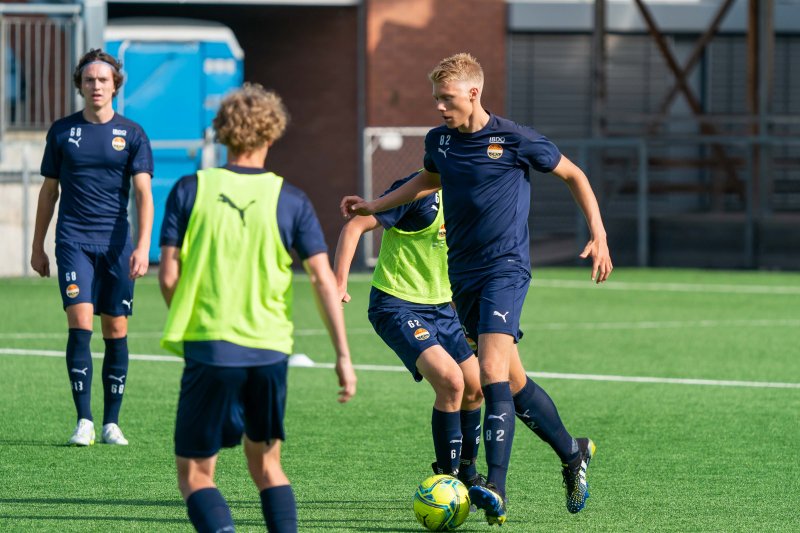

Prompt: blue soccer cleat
xmin=468 ymin=482 xmax=507 ymax=525
xmin=562 ymin=437 xmax=596 ymax=514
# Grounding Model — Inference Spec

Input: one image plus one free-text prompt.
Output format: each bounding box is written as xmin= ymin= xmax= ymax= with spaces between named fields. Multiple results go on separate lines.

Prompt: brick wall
xmin=109 ymin=1 xmax=508 ymax=259
xmin=109 ymin=4 xmax=359 ymax=257
xmin=365 ymin=0 xmax=507 ymax=126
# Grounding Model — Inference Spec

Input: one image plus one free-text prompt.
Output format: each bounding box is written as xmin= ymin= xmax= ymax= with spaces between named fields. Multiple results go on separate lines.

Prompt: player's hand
xmin=338 ymin=285 xmax=352 ymax=304
xmin=336 ymin=281 xmax=350 ymax=304
xmin=129 ymin=246 xmax=149 ymax=279
xmin=30 ymin=248 xmax=50 ymax=277
xmin=335 ymin=357 xmax=357 ymax=403
xmin=340 ymin=195 xmax=374 ymax=218
xmin=579 ymin=238 xmax=613 ymax=283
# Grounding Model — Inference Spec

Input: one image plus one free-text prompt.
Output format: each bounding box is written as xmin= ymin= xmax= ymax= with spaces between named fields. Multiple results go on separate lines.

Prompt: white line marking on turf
xmin=533 ymin=279 xmax=800 ymax=295
xmin=2 ymin=348 xmax=798 ymax=390
xmin=2 ymin=318 xmax=798 ymax=340
xmin=0 ymin=348 xmax=182 ymax=363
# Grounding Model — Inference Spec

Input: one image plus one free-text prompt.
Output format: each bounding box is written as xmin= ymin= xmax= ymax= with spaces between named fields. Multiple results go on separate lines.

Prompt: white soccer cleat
xmin=100 ymin=423 xmax=129 ymax=445
xmin=68 ymin=418 xmax=95 ymax=446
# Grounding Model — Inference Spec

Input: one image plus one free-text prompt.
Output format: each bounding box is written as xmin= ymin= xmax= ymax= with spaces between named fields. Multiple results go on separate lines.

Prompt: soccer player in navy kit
xmin=31 ymin=49 xmax=154 ymax=447
xmin=335 ymin=171 xmax=486 ymax=487
xmin=159 ymin=83 xmax=357 ymax=533
xmin=343 ymin=53 xmax=612 ymax=524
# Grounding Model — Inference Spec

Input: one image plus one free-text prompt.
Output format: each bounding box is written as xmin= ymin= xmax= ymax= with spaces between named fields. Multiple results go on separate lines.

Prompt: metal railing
xmin=363 ymin=127 xmax=800 ymax=269
xmin=0 ymin=3 xmax=82 ymax=137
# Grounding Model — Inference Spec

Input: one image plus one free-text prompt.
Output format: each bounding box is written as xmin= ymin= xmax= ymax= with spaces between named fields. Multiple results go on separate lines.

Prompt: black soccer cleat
xmin=468 ymin=482 xmax=507 ymax=525
xmin=562 ymin=437 xmax=596 ymax=514
xmin=431 ymin=461 xmax=458 ymax=478
xmin=458 ymin=470 xmax=487 ymax=489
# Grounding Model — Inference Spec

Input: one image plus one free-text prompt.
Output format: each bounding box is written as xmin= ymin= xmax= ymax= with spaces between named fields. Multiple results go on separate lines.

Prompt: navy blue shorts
xmin=55 ymin=241 xmax=134 ymax=316
xmin=450 ymin=268 xmax=530 ymax=345
xmin=367 ymin=288 xmax=474 ymax=382
xmin=174 ymin=357 xmax=288 ymax=458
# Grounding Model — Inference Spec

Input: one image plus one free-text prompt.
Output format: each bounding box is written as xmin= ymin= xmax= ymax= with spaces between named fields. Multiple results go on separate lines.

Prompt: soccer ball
xmin=413 ymin=474 xmax=470 ymax=531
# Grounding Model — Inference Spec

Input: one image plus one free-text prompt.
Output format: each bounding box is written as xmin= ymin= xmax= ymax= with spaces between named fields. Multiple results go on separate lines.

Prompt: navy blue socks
xmin=482 ymin=382 xmax=515 ymax=497
xmin=513 ymin=377 xmax=578 ymax=462
xmin=459 ymin=407 xmax=482 ymax=479
xmin=102 ymin=337 xmax=129 ymax=425
xmin=186 ymin=487 xmax=234 ymax=533
xmin=260 ymin=485 xmax=297 ymax=533
xmin=432 ymin=408 xmax=462 ymax=474
xmin=66 ymin=328 xmax=93 ymax=421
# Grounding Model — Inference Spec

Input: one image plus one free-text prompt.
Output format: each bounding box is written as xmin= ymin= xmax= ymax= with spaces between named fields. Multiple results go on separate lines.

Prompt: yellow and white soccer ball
xmin=413 ymin=474 xmax=470 ymax=531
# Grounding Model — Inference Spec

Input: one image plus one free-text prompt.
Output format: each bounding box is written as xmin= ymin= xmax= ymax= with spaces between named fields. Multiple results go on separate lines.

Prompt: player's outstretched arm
xmin=30 ymin=177 xmax=60 ymax=278
xmin=551 ymin=155 xmax=613 ymax=283
xmin=340 ymin=170 xmax=441 ymax=218
xmin=130 ymin=172 xmax=154 ymax=279
xmin=158 ymin=245 xmax=181 ymax=307
xmin=333 ymin=215 xmax=380 ymax=303
xmin=304 ymin=252 xmax=357 ymax=403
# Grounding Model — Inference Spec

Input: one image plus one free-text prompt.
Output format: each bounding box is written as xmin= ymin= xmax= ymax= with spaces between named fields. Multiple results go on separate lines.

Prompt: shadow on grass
xmin=297 ymin=499 xmax=409 ymax=511
xmin=0 ymin=497 xmax=183 ymax=507
xmin=0 ymin=439 xmax=70 ymax=448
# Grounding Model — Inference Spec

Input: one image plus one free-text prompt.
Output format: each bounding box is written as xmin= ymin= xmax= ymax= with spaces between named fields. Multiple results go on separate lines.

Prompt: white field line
xmin=532 ymin=279 xmax=800 ymax=295
xmin=8 ymin=275 xmax=800 ymax=295
xmin=2 ymin=348 xmax=798 ymax=390
xmin=2 ymin=318 xmax=798 ymax=340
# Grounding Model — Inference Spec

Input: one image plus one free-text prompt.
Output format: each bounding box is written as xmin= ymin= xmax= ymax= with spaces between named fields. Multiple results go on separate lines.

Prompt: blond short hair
xmin=213 ymin=83 xmax=289 ymax=155
xmin=428 ymin=53 xmax=484 ymax=88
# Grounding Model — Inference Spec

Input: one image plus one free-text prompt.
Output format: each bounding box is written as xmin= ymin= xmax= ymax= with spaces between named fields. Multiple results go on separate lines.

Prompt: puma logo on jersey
xmin=493 ymin=310 xmax=510 ymax=323
xmin=121 ymin=299 xmax=132 ymax=310
xmin=70 ymin=367 xmax=88 ymax=376
xmin=68 ymin=137 xmax=81 ymax=148
xmin=218 ymin=193 xmax=256 ymax=227
xmin=438 ymin=147 xmax=450 ymax=158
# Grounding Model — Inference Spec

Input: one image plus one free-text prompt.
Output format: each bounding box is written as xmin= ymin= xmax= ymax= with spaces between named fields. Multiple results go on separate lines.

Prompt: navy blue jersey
xmin=41 ymin=111 xmax=153 ymax=245
xmin=423 ymin=114 xmax=561 ymax=278
xmin=374 ymin=171 xmax=440 ymax=232
xmin=159 ymin=165 xmax=327 ymax=260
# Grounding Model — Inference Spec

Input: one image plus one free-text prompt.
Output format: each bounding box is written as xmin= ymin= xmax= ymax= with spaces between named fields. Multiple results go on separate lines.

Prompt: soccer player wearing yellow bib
xmin=159 ymin=84 xmax=356 ymax=533
xmin=334 ymin=171 xmax=486 ymax=489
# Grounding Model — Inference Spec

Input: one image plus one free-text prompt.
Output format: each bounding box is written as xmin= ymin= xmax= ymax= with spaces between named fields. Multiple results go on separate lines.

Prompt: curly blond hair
xmin=428 ymin=52 xmax=484 ymax=89
xmin=213 ymin=83 xmax=290 ymax=155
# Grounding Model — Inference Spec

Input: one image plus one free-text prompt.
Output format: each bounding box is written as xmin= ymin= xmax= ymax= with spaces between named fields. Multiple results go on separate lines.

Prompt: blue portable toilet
xmin=105 ymin=18 xmax=244 ymax=261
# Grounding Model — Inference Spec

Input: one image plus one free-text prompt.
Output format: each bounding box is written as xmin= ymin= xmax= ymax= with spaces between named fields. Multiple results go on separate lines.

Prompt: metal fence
xmin=363 ymin=127 xmax=800 ymax=269
xmin=0 ymin=3 xmax=82 ymax=136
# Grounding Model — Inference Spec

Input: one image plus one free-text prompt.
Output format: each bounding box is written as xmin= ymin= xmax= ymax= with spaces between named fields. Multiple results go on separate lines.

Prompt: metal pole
xmin=362 ymin=131 xmax=375 ymax=267
xmin=0 ymin=15 xmax=6 ymax=139
xmin=590 ymin=0 xmax=606 ymax=137
xmin=575 ymin=145 xmax=589 ymax=261
xmin=758 ymin=0 xmax=773 ymax=217
xmin=744 ymin=142 xmax=755 ymax=268
xmin=637 ymin=140 xmax=649 ymax=267
xmin=22 ymin=143 xmax=31 ymax=277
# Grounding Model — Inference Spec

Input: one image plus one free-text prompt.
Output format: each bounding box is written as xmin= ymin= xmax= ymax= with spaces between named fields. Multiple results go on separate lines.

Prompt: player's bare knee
xmin=101 ymin=315 xmax=128 ymax=338
xmin=461 ymin=384 xmax=483 ymax=407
